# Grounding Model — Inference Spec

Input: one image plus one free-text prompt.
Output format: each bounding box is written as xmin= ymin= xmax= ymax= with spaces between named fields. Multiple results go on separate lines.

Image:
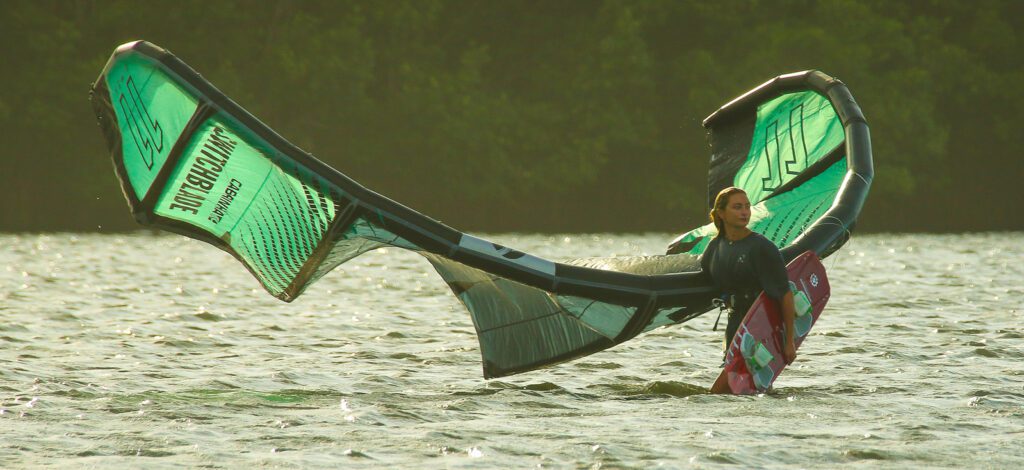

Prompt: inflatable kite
xmin=91 ymin=41 xmax=872 ymax=378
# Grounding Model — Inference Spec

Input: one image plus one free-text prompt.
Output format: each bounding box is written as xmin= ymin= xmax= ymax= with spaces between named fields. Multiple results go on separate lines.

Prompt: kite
xmin=91 ymin=41 xmax=872 ymax=378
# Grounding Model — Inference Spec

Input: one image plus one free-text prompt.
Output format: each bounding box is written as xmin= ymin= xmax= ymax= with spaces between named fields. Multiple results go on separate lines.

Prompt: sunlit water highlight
xmin=1 ymin=233 xmax=1022 ymax=468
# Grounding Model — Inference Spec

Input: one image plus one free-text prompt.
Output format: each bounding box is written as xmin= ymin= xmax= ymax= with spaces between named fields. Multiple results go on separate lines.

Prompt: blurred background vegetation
xmin=1 ymin=0 xmax=1021 ymax=233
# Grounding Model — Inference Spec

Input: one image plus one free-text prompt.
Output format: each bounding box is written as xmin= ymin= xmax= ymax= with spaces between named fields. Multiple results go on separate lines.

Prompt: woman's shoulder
xmin=749 ymin=232 xmax=783 ymax=253
xmin=701 ymin=236 xmax=721 ymax=260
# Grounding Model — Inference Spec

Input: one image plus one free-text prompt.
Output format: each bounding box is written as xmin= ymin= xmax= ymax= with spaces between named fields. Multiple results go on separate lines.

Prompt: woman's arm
xmin=781 ymin=291 xmax=797 ymax=364
xmin=752 ymin=236 xmax=796 ymax=363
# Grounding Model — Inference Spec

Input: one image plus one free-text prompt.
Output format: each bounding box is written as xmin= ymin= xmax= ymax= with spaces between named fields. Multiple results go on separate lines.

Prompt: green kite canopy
xmin=91 ymin=41 xmax=871 ymax=378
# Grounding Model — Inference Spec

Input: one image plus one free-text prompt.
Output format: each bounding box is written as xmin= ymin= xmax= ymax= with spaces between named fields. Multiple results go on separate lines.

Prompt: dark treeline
xmin=1 ymin=0 xmax=1021 ymax=233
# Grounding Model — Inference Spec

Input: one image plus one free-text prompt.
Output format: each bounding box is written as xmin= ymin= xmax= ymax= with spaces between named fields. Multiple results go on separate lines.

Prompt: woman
xmin=701 ymin=187 xmax=797 ymax=364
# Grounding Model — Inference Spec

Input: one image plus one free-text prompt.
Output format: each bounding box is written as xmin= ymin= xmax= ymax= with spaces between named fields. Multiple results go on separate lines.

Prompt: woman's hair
xmin=709 ymin=186 xmax=748 ymax=237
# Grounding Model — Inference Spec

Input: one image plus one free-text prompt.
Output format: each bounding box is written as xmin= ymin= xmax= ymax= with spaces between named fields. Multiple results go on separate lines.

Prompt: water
xmin=1 ymin=232 xmax=1022 ymax=468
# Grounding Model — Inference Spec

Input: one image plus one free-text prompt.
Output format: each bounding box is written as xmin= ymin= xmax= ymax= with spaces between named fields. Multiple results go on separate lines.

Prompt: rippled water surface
xmin=1 ymin=232 xmax=1022 ymax=468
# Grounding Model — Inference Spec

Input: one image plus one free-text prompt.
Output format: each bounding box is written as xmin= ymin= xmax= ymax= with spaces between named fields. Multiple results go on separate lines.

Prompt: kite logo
xmin=490 ymin=243 xmax=526 ymax=260
xmin=167 ymin=126 xmax=238 ymax=216
xmin=761 ymin=120 xmax=781 ymax=192
xmin=810 ymin=273 xmax=819 ymax=287
xmin=208 ymin=179 xmax=243 ymax=224
xmin=760 ymin=103 xmax=809 ymax=193
xmin=783 ymin=104 xmax=808 ymax=177
xmin=117 ymin=75 xmax=164 ymax=171
xmin=458 ymin=235 xmax=556 ymax=276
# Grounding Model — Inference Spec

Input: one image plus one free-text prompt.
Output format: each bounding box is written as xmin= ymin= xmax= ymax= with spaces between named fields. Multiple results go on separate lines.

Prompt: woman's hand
xmin=784 ymin=339 xmax=797 ymax=364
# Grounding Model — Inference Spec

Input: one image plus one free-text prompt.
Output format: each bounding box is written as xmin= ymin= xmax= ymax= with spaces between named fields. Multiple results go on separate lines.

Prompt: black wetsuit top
xmin=700 ymin=232 xmax=789 ymax=346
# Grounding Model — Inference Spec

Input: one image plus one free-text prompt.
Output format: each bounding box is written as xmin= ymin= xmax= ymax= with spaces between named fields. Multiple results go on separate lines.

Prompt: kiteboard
xmin=709 ymin=250 xmax=829 ymax=394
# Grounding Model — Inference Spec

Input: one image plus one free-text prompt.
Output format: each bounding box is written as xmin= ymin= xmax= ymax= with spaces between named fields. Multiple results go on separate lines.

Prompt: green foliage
xmin=0 ymin=0 xmax=1021 ymax=231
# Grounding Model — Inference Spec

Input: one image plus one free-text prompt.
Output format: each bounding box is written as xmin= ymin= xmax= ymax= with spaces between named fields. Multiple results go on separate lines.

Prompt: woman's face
xmin=721 ymin=193 xmax=751 ymax=229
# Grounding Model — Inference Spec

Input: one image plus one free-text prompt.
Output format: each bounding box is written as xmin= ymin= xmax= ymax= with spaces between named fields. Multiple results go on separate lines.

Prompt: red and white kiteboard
xmin=710 ymin=250 xmax=830 ymax=395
